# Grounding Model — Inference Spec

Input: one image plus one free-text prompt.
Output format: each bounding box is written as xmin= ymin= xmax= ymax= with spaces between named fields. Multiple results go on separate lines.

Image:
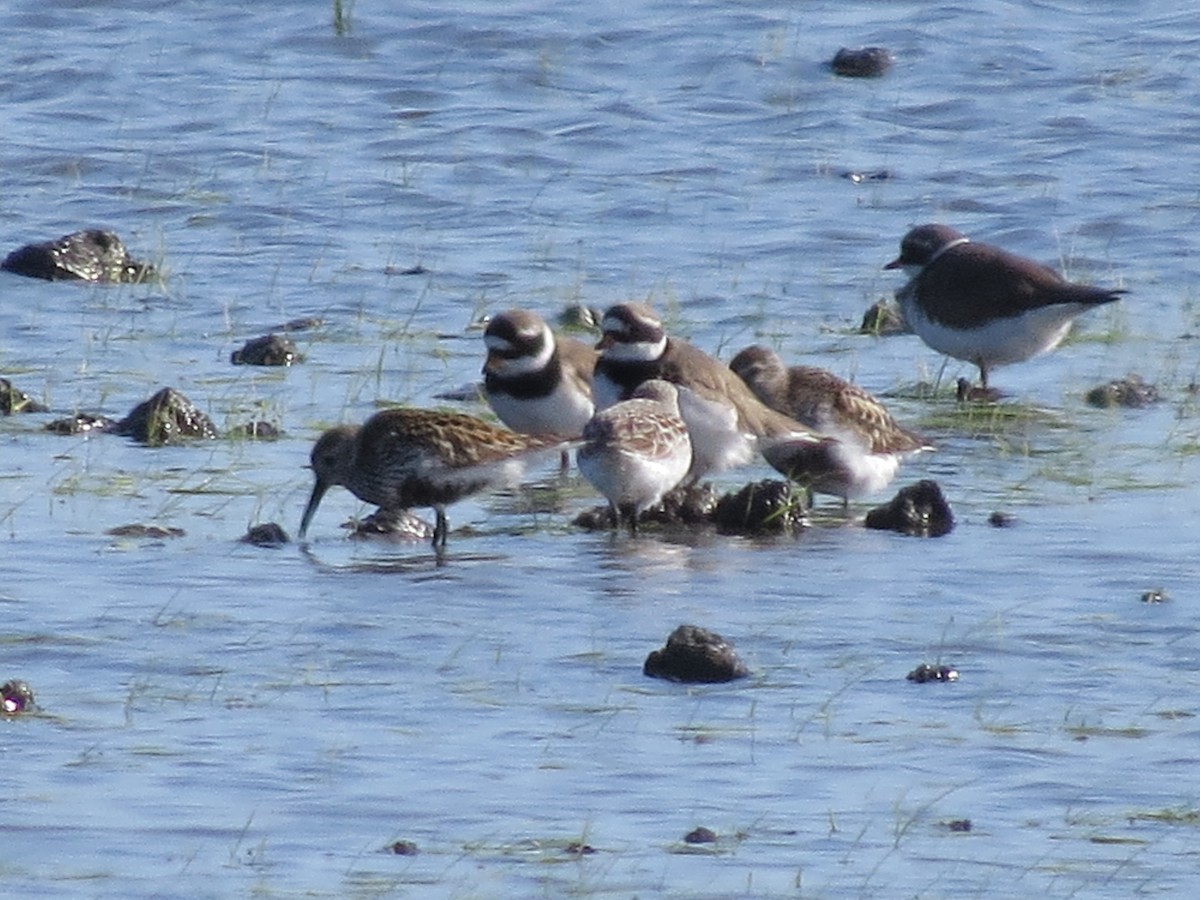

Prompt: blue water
xmin=2 ymin=1 xmax=1199 ymax=897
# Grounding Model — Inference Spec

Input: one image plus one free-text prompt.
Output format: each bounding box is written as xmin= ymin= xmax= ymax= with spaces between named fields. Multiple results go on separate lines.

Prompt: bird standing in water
xmin=886 ymin=223 xmax=1126 ymax=392
xmin=300 ymin=407 xmax=567 ymax=551
xmin=576 ymin=380 xmax=693 ymax=534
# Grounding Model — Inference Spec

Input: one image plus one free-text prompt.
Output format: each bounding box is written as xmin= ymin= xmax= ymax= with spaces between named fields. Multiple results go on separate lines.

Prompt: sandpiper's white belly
xmin=826 ymin=440 xmax=901 ymax=499
xmin=577 ymin=443 xmax=689 ymax=514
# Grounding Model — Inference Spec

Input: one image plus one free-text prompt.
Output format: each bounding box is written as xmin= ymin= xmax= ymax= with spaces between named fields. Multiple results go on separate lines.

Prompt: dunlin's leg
xmin=432 ymin=507 xmax=449 ymax=548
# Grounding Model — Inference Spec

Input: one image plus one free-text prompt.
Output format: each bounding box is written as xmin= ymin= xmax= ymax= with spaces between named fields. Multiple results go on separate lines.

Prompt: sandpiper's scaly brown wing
xmin=730 ymin=345 xmax=929 ymax=504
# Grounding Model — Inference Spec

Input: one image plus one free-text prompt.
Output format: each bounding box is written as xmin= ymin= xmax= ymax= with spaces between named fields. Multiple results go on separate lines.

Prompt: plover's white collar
xmin=925 ymin=236 xmax=970 ymax=267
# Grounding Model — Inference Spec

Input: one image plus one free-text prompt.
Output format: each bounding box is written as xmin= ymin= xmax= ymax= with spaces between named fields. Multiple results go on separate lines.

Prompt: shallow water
xmin=2 ymin=1 xmax=1200 ymax=897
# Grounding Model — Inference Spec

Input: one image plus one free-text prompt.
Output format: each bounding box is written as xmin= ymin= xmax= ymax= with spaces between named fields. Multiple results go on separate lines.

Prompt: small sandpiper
xmin=299 ymin=407 xmax=568 ymax=550
xmin=577 ymin=379 xmax=693 ymax=535
xmin=886 ymin=223 xmax=1126 ymax=392
xmin=730 ymin=345 xmax=931 ymax=505
xmin=592 ymin=303 xmax=825 ymax=482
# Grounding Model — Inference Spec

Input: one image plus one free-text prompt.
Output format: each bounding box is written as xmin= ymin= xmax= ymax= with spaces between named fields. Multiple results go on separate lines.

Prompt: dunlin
xmin=299 ymin=407 xmax=567 ymax=549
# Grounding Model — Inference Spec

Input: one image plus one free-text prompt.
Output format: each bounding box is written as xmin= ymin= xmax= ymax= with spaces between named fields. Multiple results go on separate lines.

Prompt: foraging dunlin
xmin=299 ymin=407 xmax=567 ymax=549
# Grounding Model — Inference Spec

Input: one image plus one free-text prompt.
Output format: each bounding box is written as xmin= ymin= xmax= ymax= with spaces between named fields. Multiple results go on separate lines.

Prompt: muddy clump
xmin=573 ymin=505 xmax=617 ymax=531
xmin=642 ymin=483 xmax=720 ymax=526
xmin=2 ymin=229 xmax=153 ymax=283
xmin=557 ymin=304 xmax=602 ymax=332
xmin=842 ymin=169 xmax=893 ymax=184
xmin=274 ymin=316 xmax=324 ymax=333
xmin=240 ymin=523 xmax=290 ymax=547
xmin=114 ymin=388 xmax=218 ymax=445
xmin=1 ymin=680 xmax=36 ymax=715
xmin=44 ymin=412 xmax=114 ymax=434
xmin=714 ymin=479 xmax=807 ymax=534
xmin=574 ymin=483 xmax=719 ymax=532
xmin=346 ymin=508 xmax=435 ymax=542
xmin=859 ymin=299 xmax=906 ymax=336
xmin=107 ymin=524 xmax=186 ymax=539
xmin=644 ymin=625 xmax=749 ymax=684
xmin=1085 ymin=374 xmax=1160 ymax=409
xmin=231 ymin=333 xmax=300 ymax=366
xmin=383 ymin=263 xmax=428 ymax=277
xmin=684 ymin=827 xmax=717 ymax=845
xmin=0 ymin=378 xmax=48 ymax=414
xmin=230 ymin=421 xmax=282 ymax=440
xmin=830 ymin=46 xmax=894 ymax=78
xmin=956 ymin=378 xmax=1002 ymax=403
xmin=865 ymin=480 xmax=954 ymax=537
xmin=907 ymin=663 xmax=959 ymax=683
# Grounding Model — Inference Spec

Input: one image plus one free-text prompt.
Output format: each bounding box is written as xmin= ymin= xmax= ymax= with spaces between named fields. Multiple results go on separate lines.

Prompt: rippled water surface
xmin=3 ymin=1 xmax=1199 ymax=897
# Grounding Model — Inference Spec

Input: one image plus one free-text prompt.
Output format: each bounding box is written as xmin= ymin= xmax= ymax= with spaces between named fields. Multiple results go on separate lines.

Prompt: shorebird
xmin=886 ymin=223 xmax=1126 ymax=391
xmin=299 ymin=407 xmax=567 ymax=550
xmin=730 ymin=345 xmax=930 ymax=504
xmin=576 ymin=380 xmax=693 ymax=534
xmin=592 ymin=303 xmax=826 ymax=482
xmin=481 ymin=308 xmax=596 ymax=468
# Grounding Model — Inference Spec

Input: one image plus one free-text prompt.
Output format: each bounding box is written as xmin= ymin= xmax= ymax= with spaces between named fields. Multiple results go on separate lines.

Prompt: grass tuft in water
xmin=917 ymin=395 xmax=1066 ymax=440
xmin=1128 ymin=806 xmax=1200 ymax=825
xmin=1064 ymin=720 xmax=1148 ymax=740
xmin=332 ymin=0 xmax=353 ymax=36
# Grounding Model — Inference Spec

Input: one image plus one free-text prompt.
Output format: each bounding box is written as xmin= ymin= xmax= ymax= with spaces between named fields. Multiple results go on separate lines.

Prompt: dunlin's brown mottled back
xmin=299 ymin=407 xmax=568 ymax=550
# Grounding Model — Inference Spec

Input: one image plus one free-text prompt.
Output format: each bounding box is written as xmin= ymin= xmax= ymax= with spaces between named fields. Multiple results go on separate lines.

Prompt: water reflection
xmin=587 ymin=530 xmax=704 ymax=577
